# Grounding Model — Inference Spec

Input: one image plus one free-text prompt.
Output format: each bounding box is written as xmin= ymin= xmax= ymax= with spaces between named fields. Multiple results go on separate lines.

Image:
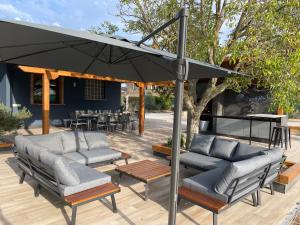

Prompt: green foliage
xmin=145 ymin=94 xmax=160 ymax=110
xmin=154 ymin=86 xmax=174 ymax=110
xmin=89 ymin=21 xmax=119 ymax=36
xmin=0 ymin=103 xmax=32 ymax=135
xmin=166 ymin=134 xmax=186 ymax=149
xmin=115 ymin=0 xmax=300 ymax=113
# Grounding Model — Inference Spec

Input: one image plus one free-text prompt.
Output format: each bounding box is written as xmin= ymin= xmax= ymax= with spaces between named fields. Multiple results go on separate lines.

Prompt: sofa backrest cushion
xmin=210 ymin=138 xmax=239 ymax=161
xmin=262 ymin=148 xmax=284 ymax=163
xmin=84 ymin=132 xmax=109 ymax=150
xmin=190 ymin=134 xmax=215 ymax=156
xmin=27 ymin=133 xmax=64 ymax=155
xmin=15 ymin=135 xmax=47 ymax=160
xmin=15 ymin=135 xmax=32 ymax=155
xmin=53 ymin=156 xmax=80 ymax=186
xmin=61 ymin=131 xmax=88 ymax=153
xmin=40 ymin=150 xmax=59 ymax=168
xmin=214 ymin=154 xmax=270 ymax=195
xmin=232 ymin=143 xmax=265 ymax=161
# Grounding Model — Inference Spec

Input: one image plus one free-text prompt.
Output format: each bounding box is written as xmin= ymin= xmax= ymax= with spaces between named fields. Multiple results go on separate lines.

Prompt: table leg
xmin=268 ymin=119 xmax=272 ymax=149
xmin=249 ymin=119 xmax=253 ymax=145
xmin=118 ymin=173 xmax=122 ymax=185
xmin=145 ymin=183 xmax=149 ymax=201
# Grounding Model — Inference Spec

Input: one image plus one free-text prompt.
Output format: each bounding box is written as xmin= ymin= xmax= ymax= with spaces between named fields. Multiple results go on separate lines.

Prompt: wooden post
xmin=42 ymin=71 xmax=50 ymax=134
xmin=139 ymin=83 xmax=145 ymax=136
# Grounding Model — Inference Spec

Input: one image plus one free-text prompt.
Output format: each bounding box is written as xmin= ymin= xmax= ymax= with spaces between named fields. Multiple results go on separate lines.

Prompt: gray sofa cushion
xmin=190 ymin=134 xmax=215 ymax=156
xmin=232 ymin=143 xmax=265 ymax=161
xmin=61 ymin=131 xmax=88 ymax=153
xmin=63 ymin=148 xmax=122 ymax=165
xmin=210 ymin=138 xmax=239 ymax=161
xmin=180 ymin=152 xmax=230 ymax=170
xmin=84 ymin=132 xmax=109 ymax=150
xmin=215 ymin=154 xmax=270 ymax=194
xmin=63 ymin=152 xmax=87 ymax=164
xmin=53 ymin=157 xmax=80 ymax=186
xmin=26 ymin=144 xmax=48 ymax=161
xmin=15 ymin=135 xmax=33 ymax=155
xmin=40 ymin=150 xmax=59 ymax=167
xmin=58 ymin=162 xmax=111 ymax=196
xmin=15 ymin=135 xmax=47 ymax=160
xmin=28 ymin=133 xmax=64 ymax=155
xmin=183 ymin=168 xmax=228 ymax=203
xmin=262 ymin=148 xmax=284 ymax=163
xmin=262 ymin=148 xmax=284 ymax=185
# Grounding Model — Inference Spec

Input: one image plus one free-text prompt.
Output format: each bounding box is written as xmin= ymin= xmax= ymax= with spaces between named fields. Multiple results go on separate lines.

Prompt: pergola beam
xmin=42 ymin=71 xmax=50 ymax=134
xmin=18 ymin=65 xmax=172 ymax=135
xmin=138 ymin=83 xmax=145 ymax=136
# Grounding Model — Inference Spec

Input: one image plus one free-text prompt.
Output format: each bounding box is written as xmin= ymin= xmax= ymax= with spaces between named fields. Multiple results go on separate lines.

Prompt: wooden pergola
xmin=19 ymin=65 xmax=174 ymax=136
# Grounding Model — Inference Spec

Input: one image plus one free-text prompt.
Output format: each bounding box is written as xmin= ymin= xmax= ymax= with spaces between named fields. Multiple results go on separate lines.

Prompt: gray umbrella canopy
xmin=0 ymin=20 xmax=237 ymax=82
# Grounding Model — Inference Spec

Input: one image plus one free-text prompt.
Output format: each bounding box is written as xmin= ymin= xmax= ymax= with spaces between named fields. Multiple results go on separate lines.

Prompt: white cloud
xmin=0 ymin=3 xmax=32 ymax=21
xmin=52 ymin=22 xmax=61 ymax=27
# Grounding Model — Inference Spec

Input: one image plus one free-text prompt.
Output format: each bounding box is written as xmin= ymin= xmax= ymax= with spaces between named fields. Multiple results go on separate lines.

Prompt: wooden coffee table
xmin=115 ymin=160 xmax=171 ymax=200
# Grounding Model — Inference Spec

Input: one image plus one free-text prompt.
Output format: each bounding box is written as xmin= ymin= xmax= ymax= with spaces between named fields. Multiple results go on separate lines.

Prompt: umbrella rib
xmin=111 ymin=49 xmax=132 ymax=64
xmin=82 ymin=44 xmax=107 ymax=74
xmin=119 ymin=48 xmax=146 ymax=83
xmin=115 ymin=53 xmax=147 ymax=64
xmin=0 ymin=39 xmax=83 ymax=49
xmin=0 ymin=41 xmax=92 ymax=63
xmin=60 ymin=41 xmax=107 ymax=64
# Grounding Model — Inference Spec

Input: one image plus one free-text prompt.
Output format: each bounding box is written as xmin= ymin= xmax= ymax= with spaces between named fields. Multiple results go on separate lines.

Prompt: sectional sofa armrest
xmin=178 ymin=186 xmax=228 ymax=214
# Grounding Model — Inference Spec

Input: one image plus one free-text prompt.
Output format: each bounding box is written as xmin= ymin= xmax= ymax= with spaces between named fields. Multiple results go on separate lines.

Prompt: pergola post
xmin=139 ymin=83 xmax=145 ymax=136
xmin=42 ymin=71 xmax=50 ymax=134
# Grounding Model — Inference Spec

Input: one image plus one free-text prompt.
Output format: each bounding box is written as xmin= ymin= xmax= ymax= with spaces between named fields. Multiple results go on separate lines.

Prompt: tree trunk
xmin=186 ymin=109 xmax=203 ymax=149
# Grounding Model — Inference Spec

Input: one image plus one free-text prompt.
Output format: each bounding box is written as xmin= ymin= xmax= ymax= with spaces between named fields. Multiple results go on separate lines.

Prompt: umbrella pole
xmin=168 ymin=6 xmax=189 ymax=225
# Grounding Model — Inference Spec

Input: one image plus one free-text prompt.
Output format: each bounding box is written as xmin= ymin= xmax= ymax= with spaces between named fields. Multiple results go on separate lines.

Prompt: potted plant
xmin=0 ymin=103 xmax=32 ymax=148
xmin=152 ymin=134 xmax=186 ymax=157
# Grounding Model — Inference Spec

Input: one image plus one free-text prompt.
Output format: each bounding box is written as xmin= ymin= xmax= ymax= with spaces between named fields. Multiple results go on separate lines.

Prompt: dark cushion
xmin=214 ymin=154 xmax=270 ymax=194
xmin=61 ymin=131 xmax=88 ymax=153
xmin=183 ymin=168 xmax=228 ymax=203
xmin=190 ymin=134 xmax=215 ymax=156
xmin=84 ymin=132 xmax=109 ymax=150
xmin=180 ymin=152 xmax=230 ymax=170
xmin=232 ymin=143 xmax=265 ymax=161
xmin=210 ymin=138 xmax=239 ymax=161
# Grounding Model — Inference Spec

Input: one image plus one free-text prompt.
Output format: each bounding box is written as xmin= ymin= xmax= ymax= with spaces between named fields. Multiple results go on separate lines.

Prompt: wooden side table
xmin=115 ymin=160 xmax=171 ymax=200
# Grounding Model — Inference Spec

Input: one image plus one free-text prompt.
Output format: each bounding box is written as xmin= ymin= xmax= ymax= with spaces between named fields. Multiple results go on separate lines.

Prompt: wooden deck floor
xmin=1 ymin=116 xmax=300 ymax=225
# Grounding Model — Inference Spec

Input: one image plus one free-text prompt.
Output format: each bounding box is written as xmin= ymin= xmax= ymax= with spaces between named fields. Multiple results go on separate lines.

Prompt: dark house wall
xmin=1 ymin=64 xmax=121 ymax=128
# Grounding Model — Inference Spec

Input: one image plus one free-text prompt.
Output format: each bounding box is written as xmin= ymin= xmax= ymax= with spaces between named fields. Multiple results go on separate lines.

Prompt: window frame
xmin=84 ymin=79 xmax=106 ymax=101
xmin=30 ymin=74 xmax=64 ymax=105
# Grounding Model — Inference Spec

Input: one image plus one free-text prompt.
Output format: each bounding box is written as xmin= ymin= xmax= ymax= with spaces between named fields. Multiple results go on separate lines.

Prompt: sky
xmin=0 ymin=0 xmax=140 ymax=39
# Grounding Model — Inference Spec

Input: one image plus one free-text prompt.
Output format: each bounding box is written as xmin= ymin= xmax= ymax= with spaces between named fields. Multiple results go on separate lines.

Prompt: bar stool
xmin=271 ymin=126 xmax=291 ymax=150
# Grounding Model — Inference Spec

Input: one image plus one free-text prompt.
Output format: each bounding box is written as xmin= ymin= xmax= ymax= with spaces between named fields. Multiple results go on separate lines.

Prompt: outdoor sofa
xmin=178 ymin=134 xmax=285 ymax=225
xmin=13 ymin=131 xmax=131 ymax=225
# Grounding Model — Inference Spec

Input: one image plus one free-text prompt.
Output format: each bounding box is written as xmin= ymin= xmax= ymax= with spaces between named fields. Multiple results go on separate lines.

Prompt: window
xmin=31 ymin=74 xmax=64 ymax=105
xmin=85 ymin=80 xmax=106 ymax=100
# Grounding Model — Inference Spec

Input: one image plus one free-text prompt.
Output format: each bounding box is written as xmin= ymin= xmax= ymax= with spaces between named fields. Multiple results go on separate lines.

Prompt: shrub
xmin=0 ymin=103 xmax=32 ymax=135
xmin=166 ymin=134 xmax=186 ymax=149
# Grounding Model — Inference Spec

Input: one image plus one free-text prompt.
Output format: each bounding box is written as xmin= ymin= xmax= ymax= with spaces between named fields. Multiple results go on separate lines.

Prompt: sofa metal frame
xmin=13 ymin=148 xmax=120 ymax=225
xmin=178 ymin=163 xmax=271 ymax=225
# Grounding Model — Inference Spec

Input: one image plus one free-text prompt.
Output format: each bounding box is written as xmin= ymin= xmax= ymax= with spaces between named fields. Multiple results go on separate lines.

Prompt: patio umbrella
xmin=0 ymin=19 xmax=239 ymax=82
xmin=0 ymin=7 xmax=244 ymax=225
